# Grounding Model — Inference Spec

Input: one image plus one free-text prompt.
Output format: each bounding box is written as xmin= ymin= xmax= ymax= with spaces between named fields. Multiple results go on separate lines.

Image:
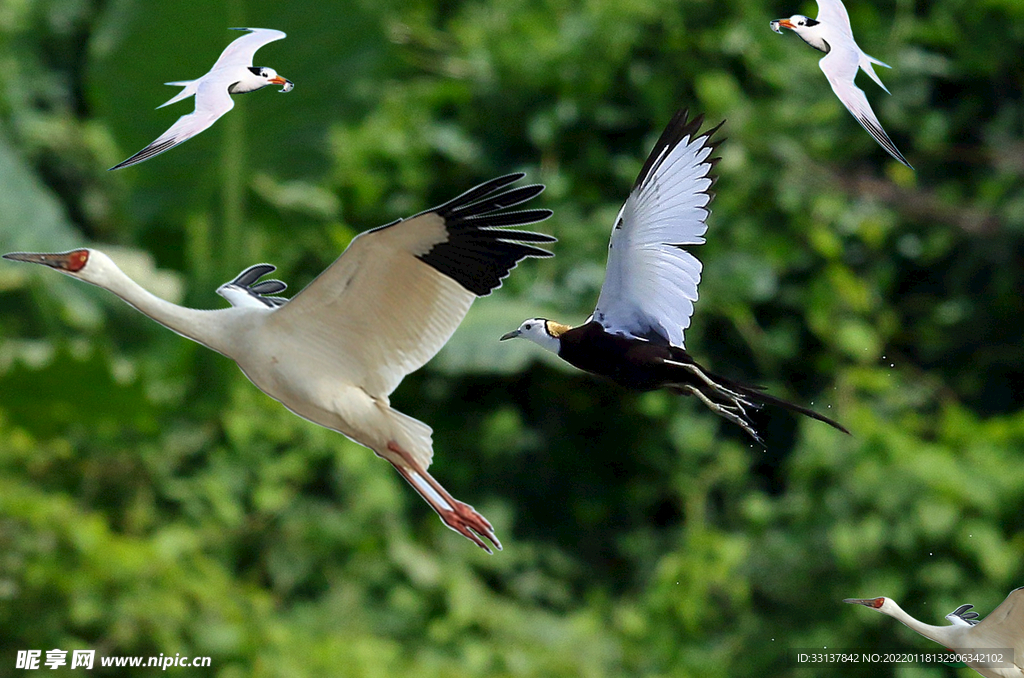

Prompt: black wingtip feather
xmin=231 ymin=263 xmax=278 ymax=287
xmin=857 ymin=114 xmax=913 ymax=169
xmin=109 ymin=138 xmax=178 ymax=171
xmin=415 ymin=174 xmax=554 ymax=296
xmin=222 ymin=263 xmax=290 ymax=308
xmin=632 ymin=108 xmax=726 ymax=197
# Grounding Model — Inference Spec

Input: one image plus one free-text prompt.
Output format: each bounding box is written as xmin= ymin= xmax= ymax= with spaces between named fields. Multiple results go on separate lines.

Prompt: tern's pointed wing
xmin=211 ymin=28 xmax=287 ymax=70
xmin=815 ymin=0 xmax=854 ymax=39
xmin=592 ymin=109 xmax=721 ymax=349
xmin=971 ymin=587 xmax=1024 ymax=659
xmin=109 ymin=80 xmax=234 ymax=169
xmin=265 ymin=174 xmax=554 ymax=396
xmin=819 ymin=50 xmax=912 ymax=168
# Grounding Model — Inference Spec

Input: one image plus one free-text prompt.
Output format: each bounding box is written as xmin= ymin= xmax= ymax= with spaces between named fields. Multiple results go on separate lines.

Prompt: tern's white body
xmin=772 ymin=0 xmax=912 ymax=168
xmin=4 ymin=174 xmax=555 ymax=552
xmin=110 ymin=27 xmax=293 ymax=170
xmin=846 ymin=589 xmax=1024 ymax=678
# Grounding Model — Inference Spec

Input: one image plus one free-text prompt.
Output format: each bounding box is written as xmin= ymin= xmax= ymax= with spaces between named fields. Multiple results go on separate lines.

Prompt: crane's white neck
xmin=879 ymin=599 xmax=964 ymax=648
xmin=77 ymin=251 xmax=243 ymax=357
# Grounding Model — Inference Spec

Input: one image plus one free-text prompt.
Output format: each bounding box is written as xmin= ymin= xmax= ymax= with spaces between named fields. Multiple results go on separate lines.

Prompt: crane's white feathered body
xmin=3 ymin=174 xmax=554 ymax=553
xmin=847 ymin=589 xmax=1024 ymax=678
xmin=110 ymin=28 xmax=293 ymax=170
xmin=772 ymin=0 xmax=912 ymax=168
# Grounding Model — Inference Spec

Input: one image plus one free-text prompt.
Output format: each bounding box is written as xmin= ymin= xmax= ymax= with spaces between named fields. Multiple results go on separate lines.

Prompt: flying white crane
xmin=4 ymin=173 xmax=554 ymax=553
xmin=845 ymin=588 xmax=1024 ymax=678
xmin=110 ymin=27 xmax=293 ymax=170
xmin=770 ymin=0 xmax=913 ymax=168
xmin=500 ymin=109 xmax=848 ymax=444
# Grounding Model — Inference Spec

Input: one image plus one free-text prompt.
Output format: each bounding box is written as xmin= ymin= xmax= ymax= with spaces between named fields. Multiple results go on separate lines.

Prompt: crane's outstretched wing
xmin=217 ymin=264 xmax=289 ymax=309
xmin=212 ymin=28 xmax=287 ymax=70
xmin=109 ymin=79 xmax=234 ymax=170
xmin=972 ymin=587 xmax=1024 ymax=659
xmin=945 ymin=604 xmax=980 ymax=626
xmin=266 ymin=173 xmax=554 ymax=395
xmin=592 ymin=109 xmax=721 ymax=349
xmin=814 ymin=0 xmax=854 ymax=39
xmin=819 ymin=50 xmax=913 ymax=168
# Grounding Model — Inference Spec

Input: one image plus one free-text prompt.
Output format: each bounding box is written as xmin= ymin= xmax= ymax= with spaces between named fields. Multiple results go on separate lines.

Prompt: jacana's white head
xmin=500 ymin=318 xmax=568 ymax=354
xmin=774 ymin=15 xmax=829 ymax=51
xmin=2 ymin=248 xmax=116 ymax=288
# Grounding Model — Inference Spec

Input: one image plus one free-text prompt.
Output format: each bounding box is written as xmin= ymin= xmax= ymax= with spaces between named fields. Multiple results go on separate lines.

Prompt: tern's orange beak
xmin=776 ymin=18 xmax=795 ymax=29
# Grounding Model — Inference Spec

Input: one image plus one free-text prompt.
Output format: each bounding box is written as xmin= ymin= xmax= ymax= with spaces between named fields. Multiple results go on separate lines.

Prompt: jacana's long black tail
xmin=660 ymin=356 xmax=849 ymax=443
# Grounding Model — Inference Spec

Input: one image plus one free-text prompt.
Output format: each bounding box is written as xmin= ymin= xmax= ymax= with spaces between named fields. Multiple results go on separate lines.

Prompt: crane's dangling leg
xmin=385 ymin=441 xmax=502 ymax=553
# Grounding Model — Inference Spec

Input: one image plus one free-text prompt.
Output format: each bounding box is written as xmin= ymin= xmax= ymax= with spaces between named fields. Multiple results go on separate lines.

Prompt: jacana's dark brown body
xmin=557 ymin=322 xmax=848 ymax=438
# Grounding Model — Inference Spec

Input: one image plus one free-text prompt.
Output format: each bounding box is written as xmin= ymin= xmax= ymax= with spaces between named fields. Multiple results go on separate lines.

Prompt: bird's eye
xmin=525 ymin=324 xmax=533 ymax=330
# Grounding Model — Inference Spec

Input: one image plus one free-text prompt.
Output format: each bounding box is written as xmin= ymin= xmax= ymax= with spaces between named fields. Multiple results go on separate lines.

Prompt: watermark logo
xmin=16 ymin=650 xmax=207 ymax=670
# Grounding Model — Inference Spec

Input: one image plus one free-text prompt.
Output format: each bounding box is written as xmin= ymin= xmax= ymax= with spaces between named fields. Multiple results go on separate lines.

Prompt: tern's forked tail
xmin=157 ymin=80 xmax=199 ymax=109
xmin=859 ymin=53 xmax=892 ymax=94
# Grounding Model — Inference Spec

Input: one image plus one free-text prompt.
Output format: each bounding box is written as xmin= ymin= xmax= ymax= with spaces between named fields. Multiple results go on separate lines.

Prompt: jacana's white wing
xmin=592 ymin=110 xmax=720 ymax=349
xmin=819 ymin=50 xmax=912 ymax=168
xmin=265 ymin=174 xmax=554 ymax=396
xmin=814 ymin=0 xmax=854 ymax=39
xmin=109 ymin=79 xmax=235 ymax=170
xmin=210 ymin=28 xmax=287 ymax=71
xmin=971 ymin=587 xmax=1024 ymax=658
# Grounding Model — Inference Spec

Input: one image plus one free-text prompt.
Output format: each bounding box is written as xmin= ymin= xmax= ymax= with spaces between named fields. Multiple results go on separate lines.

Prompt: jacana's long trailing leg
xmin=661 ymin=358 xmax=760 ymax=407
xmin=385 ymin=441 xmax=501 ymax=553
xmin=680 ymin=385 xmax=764 ymax=445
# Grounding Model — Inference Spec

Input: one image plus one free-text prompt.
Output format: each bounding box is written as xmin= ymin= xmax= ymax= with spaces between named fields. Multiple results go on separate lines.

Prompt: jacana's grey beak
xmin=270 ymin=76 xmax=294 ymax=92
xmin=3 ymin=249 xmax=89 ymax=272
xmin=499 ymin=329 xmax=520 ymax=341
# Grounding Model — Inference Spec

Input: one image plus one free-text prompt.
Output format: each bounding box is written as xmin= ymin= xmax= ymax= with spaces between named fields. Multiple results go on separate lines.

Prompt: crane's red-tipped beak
xmin=270 ymin=76 xmax=293 ymax=92
xmin=844 ymin=597 xmax=885 ymax=609
xmin=3 ymin=249 xmax=90 ymax=272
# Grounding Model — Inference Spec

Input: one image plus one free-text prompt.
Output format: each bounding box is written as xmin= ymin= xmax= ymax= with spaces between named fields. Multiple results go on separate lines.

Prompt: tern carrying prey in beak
xmin=771 ymin=0 xmax=913 ymax=169
xmin=110 ymin=27 xmax=293 ymax=170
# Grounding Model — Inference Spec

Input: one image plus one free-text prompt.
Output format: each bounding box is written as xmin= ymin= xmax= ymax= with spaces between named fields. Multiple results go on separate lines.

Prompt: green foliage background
xmin=0 ymin=0 xmax=1021 ymax=675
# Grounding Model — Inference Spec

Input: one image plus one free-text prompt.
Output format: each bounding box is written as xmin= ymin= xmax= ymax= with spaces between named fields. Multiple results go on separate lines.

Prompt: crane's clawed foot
xmin=385 ymin=440 xmax=503 ymax=554
xmin=436 ymin=500 xmax=502 ymax=554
